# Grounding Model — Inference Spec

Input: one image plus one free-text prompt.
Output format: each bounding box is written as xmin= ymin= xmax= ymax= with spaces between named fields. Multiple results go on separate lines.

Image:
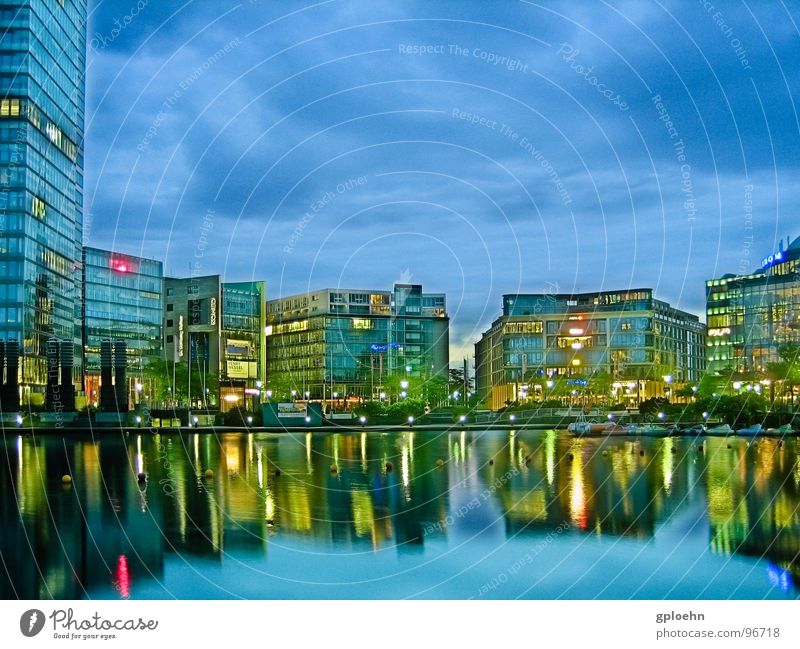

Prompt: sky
xmin=84 ymin=0 xmax=800 ymax=362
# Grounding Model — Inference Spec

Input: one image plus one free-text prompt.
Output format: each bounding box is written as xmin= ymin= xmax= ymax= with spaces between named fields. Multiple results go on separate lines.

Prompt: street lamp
xmin=266 ymin=390 xmax=273 ymax=399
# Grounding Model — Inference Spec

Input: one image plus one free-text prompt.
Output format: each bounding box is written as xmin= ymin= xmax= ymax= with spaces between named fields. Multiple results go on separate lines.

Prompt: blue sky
xmin=84 ymin=1 xmax=800 ymax=360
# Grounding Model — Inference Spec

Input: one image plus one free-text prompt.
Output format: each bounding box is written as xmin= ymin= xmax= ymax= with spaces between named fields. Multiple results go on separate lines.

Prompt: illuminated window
xmin=0 ymin=98 xmax=19 ymax=116
xmin=31 ymin=196 xmax=46 ymax=219
xmin=352 ymin=318 xmax=373 ymax=329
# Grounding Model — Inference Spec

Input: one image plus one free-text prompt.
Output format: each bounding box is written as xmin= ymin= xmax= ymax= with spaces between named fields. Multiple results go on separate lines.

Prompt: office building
xmin=163 ymin=276 xmax=265 ymax=411
xmin=265 ymin=284 xmax=449 ymax=399
xmin=0 ymin=1 xmax=87 ymax=400
xmin=82 ymin=247 xmax=163 ymax=409
xmin=706 ymin=236 xmax=800 ymax=373
xmin=475 ymin=289 xmax=706 ymax=410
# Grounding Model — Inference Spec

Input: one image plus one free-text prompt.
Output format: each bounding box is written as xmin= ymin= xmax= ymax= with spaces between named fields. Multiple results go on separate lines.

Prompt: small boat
xmin=567 ymin=411 xmax=592 ymax=435
xmin=705 ymin=424 xmax=734 ymax=436
xmin=764 ymin=423 xmax=795 ymax=436
xmin=632 ymin=423 xmax=675 ymax=437
xmin=603 ymin=423 xmax=630 ymax=436
xmin=682 ymin=424 xmax=706 ymax=435
xmin=736 ymin=423 xmax=763 ymax=437
xmin=567 ymin=410 xmax=616 ymax=435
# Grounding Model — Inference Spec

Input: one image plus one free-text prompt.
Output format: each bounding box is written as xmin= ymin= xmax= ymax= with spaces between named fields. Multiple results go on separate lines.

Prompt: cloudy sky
xmin=84 ymin=1 xmax=800 ymax=361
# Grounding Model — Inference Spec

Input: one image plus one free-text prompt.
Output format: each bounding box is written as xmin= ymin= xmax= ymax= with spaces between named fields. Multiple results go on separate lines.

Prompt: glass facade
xmin=476 ymin=289 xmax=706 ymax=410
xmin=82 ymin=247 xmax=163 ymax=407
xmin=163 ymin=276 xmax=266 ymax=411
xmin=266 ymin=284 xmax=449 ymax=399
xmin=0 ymin=1 xmax=86 ymax=393
xmin=706 ymin=239 xmax=800 ymax=372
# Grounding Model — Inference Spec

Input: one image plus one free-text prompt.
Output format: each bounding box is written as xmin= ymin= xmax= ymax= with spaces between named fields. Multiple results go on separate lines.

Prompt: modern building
xmin=163 ymin=276 xmax=266 ymax=412
xmin=706 ymin=236 xmax=800 ymax=374
xmin=0 ymin=1 xmax=87 ymax=401
xmin=82 ymin=247 xmax=163 ymax=409
xmin=475 ymin=289 xmax=706 ymax=410
xmin=265 ymin=284 xmax=449 ymax=400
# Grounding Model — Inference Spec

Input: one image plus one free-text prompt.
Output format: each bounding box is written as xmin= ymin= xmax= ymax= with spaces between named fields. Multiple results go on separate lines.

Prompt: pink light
xmin=115 ymin=264 xmax=128 ymax=273
xmin=115 ymin=555 xmax=130 ymax=599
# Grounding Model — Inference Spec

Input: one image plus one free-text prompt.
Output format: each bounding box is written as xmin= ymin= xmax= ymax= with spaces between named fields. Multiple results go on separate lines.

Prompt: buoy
xmin=639 ymin=450 xmax=645 ymax=456
xmin=204 ymin=469 xmax=214 ymax=479
xmin=330 ymin=464 xmax=338 ymax=474
xmin=61 ymin=474 xmax=72 ymax=485
xmin=567 ymin=453 xmax=574 ymax=461
xmin=137 ymin=472 xmax=146 ymax=482
xmin=601 ymin=450 xmax=608 ymax=457
xmin=385 ymin=462 xmax=393 ymax=472
xmin=436 ymin=458 xmax=444 ymax=468
xmin=727 ymin=443 xmax=732 ymax=449
xmin=274 ymin=468 xmax=281 ymax=477
xmin=488 ymin=459 xmax=494 ymax=465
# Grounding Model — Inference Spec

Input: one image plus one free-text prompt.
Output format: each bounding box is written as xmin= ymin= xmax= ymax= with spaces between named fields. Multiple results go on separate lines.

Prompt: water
xmin=1 ymin=429 xmax=798 ymax=599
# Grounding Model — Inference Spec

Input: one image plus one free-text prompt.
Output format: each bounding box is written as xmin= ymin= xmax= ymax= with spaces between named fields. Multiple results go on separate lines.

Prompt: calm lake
xmin=1 ymin=429 xmax=798 ymax=599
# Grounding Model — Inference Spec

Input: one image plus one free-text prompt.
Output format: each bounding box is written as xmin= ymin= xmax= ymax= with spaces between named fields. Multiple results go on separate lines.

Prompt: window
xmin=166 ymin=304 xmax=174 ymax=312
xmin=0 ymin=98 xmax=19 ymax=116
xmin=166 ymin=335 xmax=174 ymax=343
xmin=621 ymin=322 xmax=631 ymax=330
xmin=31 ymin=196 xmax=46 ymax=219
xmin=167 ymin=288 xmax=174 ymax=296
xmin=166 ymin=319 xmax=174 ymax=328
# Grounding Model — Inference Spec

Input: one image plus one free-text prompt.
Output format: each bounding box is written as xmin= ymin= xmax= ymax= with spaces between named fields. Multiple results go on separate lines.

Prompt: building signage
xmin=225 ymin=339 xmax=251 ymax=356
xmin=226 ymin=360 xmax=256 ymax=378
xmin=762 ymin=251 xmax=784 ymax=269
xmin=708 ymin=327 xmax=731 ymax=337
xmin=277 ymin=402 xmax=307 ymax=418
xmin=210 ymin=297 xmax=217 ymax=326
xmin=178 ymin=315 xmax=184 ymax=358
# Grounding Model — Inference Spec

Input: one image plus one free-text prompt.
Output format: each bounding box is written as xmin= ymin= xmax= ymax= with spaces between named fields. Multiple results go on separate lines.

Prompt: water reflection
xmin=1 ymin=430 xmax=798 ymax=598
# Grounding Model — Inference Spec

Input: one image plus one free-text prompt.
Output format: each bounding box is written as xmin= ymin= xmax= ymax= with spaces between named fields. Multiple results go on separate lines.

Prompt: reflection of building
xmin=265 ymin=284 xmax=449 ymax=399
xmin=0 ymin=2 xmax=86 ymax=397
xmin=475 ymin=289 xmax=706 ymax=410
xmin=163 ymin=276 xmax=265 ymax=411
xmin=706 ymin=236 xmax=800 ymax=373
xmin=82 ymin=247 xmax=163 ymax=408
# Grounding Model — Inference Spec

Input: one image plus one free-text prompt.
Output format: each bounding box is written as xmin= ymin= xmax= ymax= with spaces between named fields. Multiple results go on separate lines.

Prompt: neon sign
xmin=708 ymin=327 xmax=731 ymax=337
xmin=762 ymin=251 xmax=784 ymax=268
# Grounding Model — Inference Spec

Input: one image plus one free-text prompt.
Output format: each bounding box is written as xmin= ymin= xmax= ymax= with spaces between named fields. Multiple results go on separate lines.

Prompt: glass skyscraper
xmin=82 ymin=247 xmax=163 ymax=409
xmin=0 ymin=1 xmax=86 ymax=398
